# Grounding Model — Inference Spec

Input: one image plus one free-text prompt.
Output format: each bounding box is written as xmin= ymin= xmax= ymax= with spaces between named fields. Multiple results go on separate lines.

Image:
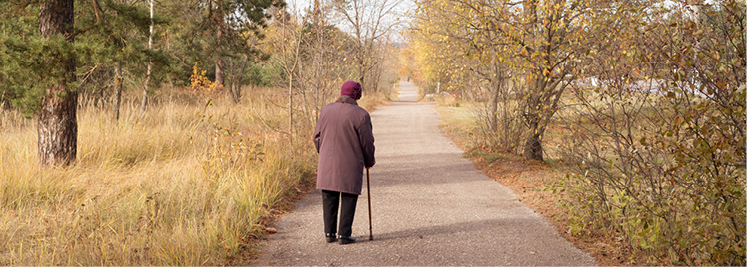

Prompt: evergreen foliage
xmin=0 ymin=1 xmax=166 ymax=116
xmin=0 ymin=0 xmax=285 ymax=116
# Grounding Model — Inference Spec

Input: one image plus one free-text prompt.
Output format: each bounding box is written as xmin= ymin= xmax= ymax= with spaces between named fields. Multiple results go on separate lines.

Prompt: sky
xmin=285 ymin=0 xmax=416 ymax=16
xmin=284 ymin=0 xmax=416 ymax=42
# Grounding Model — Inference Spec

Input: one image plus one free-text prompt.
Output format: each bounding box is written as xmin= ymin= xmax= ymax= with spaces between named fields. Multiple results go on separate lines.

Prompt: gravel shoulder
xmin=252 ymin=81 xmax=594 ymax=266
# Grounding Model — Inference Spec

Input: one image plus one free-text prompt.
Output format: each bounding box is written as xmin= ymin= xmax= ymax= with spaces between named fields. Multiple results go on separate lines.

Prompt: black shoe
xmin=325 ymin=233 xmax=338 ymax=243
xmin=338 ymin=235 xmax=356 ymax=245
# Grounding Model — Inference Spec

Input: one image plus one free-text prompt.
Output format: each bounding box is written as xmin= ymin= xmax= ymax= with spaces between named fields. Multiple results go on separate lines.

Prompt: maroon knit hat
xmin=340 ymin=80 xmax=362 ymax=100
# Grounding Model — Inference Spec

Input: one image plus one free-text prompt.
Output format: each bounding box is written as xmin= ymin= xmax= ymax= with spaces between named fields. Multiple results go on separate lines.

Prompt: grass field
xmin=0 ymin=87 xmax=387 ymax=265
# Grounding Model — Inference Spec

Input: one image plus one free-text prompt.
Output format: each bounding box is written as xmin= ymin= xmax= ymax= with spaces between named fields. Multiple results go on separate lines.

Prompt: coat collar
xmin=336 ymin=95 xmax=358 ymax=105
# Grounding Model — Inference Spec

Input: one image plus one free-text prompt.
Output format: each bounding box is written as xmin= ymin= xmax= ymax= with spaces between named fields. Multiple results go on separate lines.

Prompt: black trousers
xmin=321 ymin=190 xmax=359 ymax=237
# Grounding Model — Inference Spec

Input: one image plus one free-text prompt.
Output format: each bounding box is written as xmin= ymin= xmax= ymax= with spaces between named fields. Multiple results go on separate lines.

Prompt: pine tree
xmin=1 ymin=0 xmax=162 ymax=166
xmin=37 ymin=0 xmax=78 ymax=166
xmin=189 ymin=0 xmax=285 ymax=90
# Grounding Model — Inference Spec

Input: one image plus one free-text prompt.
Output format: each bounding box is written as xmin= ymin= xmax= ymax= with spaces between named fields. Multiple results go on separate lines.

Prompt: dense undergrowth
xmin=433 ymin=93 xmax=746 ymax=266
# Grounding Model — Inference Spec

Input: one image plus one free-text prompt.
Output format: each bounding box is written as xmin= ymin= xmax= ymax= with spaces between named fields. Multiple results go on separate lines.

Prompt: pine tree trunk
xmin=215 ymin=59 xmax=225 ymax=87
xmin=113 ymin=62 xmax=122 ymax=121
xmin=38 ymin=0 xmax=77 ymax=166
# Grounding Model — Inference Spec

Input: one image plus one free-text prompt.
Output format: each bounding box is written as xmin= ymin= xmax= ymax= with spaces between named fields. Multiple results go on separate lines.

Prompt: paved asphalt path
xmin=253 ymin=81 xmax=594 ymax=266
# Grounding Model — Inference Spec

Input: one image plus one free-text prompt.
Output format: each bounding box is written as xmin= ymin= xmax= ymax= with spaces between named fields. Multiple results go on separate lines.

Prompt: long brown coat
xmin=314 ymin=99 xmax=376 ymax=195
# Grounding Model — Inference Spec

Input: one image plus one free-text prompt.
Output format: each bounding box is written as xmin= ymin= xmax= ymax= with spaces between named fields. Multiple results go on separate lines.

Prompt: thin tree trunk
xmin=1 ymin=89 xmax=6 ymax=110
xmin=487 ymin=80 xmax=500 ymax=132
xmin=230 ymin=54 xmax=248 ymax=103
xmin=113 ymin=61 xmax=123 ymax=121
xmin=38 ymin=0 xmax=77 ymax=166
xmin=278 ymin=7 xmax=299 ymax=186
xmin=215 ymin=59 xmax=225 ymax=88
xmin=165 ymin=28 xmax=169 ymax=50
xmin=140 ymin=0 xmax=153 ymax=116
xmin=214 ymin=0 xmax=225 ymax=88
xmin=501 ymin=79 xmax=516 ymax=152
xmin=312 ymin=0 xmax=323 ymax=125
xmin=288 ymin=73 xmax=293 ymax=142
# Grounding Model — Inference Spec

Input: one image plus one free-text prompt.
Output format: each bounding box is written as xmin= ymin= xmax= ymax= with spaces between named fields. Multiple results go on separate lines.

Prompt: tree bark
xmin=113 ymin=61 xmax=123 ymax=121
xmin=213 ymin=0 xmax=225 ymax=88
xmin=523 ymin=79 xmax=545 ymax=162
xmin=140 ymin=0 xmax=154 ymax=116
xmin=38 ymin=0 xmax=77 ymax=166
xmin=215 ymin=59 xmax=225 ymax=87
xmin=487 ymin=80 xmax=500 ymax=132
xmin=523 ymin=131 xmax=544 ymax=161
xmin=229 ymin=54 xmax=248 ymax=104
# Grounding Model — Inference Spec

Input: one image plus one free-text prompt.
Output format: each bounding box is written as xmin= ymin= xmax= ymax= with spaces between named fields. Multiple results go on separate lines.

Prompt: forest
xmin=0 ymin=0 xmax=744 ymax=265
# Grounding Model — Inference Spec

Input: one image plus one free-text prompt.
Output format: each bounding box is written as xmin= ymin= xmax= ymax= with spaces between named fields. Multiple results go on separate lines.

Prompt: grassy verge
xmin=435 ymin=104 xmax=634 ymax=266
xmin=358 ymin=90 xmax=392 ymax=113
xmin=0 ymin=87 xmax=316 ymax=265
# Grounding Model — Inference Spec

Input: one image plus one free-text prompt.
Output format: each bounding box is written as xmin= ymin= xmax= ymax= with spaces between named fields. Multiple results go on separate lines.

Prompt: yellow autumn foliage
xmin=190 ymin=63 xmax=221 ymax=95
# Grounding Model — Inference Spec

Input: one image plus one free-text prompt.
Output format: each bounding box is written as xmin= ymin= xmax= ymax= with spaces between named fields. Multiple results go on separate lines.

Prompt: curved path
xmin=254 ymin=81 xmax=594 ymax=266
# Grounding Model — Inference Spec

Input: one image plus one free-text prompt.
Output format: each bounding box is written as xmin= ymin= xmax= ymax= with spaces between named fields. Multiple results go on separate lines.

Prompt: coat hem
xmin=315 ymin=186 xmax=362 ymax=196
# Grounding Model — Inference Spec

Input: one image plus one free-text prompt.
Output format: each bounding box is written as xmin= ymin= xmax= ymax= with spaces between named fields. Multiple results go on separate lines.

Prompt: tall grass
xmin=0 ymin=87 xmax=317 ymax=265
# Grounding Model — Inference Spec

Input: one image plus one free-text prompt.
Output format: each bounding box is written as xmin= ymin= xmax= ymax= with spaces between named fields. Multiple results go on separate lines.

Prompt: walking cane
xmin=366 ymin=167 xmax=373 ymax=240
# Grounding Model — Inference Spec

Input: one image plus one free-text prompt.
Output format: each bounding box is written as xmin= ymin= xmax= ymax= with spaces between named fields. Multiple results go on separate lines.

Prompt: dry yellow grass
xmin=0 ymin=87 xmax=320 ymax=265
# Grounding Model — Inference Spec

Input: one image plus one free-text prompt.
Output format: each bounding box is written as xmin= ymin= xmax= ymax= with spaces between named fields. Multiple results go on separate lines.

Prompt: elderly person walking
xmin=314 ymin=80 xmax=376 ymax=245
